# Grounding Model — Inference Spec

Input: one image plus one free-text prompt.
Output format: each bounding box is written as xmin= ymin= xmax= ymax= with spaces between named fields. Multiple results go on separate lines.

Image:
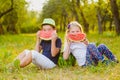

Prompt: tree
xmin=0 ymin=0 xmax=13 ymax=18
xmin=0 ymin=0 xmax=28 ymax=34
xmin=0 ymin=0 xmax=14 ymax=34
xmin=3 ymin=10 xmax=18 ymax=33
xmin=39 ymin=0 xmax=71 ymax=31
xmin=78 ymin=0 xmax=89 ymax=33
xmin=39 ymin=0 xmax=120 ymax=34
xmin=110 ymin=0 xmax=120 ymax=35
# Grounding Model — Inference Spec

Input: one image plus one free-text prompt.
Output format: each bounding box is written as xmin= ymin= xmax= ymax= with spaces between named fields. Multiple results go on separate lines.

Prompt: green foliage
xmin=14 ymin=59 xmax=20 ymax=69
xmin=1 ymin=0 xmax=120 ymax=34
xmin=20 ymin=25 xmax=39 ymax=33
xmin=58 ymin=53 xmax=76 ymax=67
xmin=0 ymin=0 xmax=39 ymax=34
xmin=39 ymin=0 xmax=120 ymax=34
xmin=0 ymin=0 xmax=26 ymax=34
xmin=2 ymin=10 xmax=18 ymax=34
xmin=19 ymin=11 xmax=39 ymax=33
xmin=0 ymin=33 xmax=120 ymax=79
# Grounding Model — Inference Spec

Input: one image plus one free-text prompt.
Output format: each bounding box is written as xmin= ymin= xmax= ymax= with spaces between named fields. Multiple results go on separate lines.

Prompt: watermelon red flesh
xmin=37 ymin=30 xmax=56 ymax=40
xmin=68 ymin=33 xmax=86 ymax=41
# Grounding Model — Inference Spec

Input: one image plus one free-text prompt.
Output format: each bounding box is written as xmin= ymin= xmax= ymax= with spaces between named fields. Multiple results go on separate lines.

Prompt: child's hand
xmin=51 ymin=32 xmax=57 ymax=41
xmin=83 ymin=38 xmax=89 ymax=45
xmin=66 ymin=35 xmax=71 ymax=45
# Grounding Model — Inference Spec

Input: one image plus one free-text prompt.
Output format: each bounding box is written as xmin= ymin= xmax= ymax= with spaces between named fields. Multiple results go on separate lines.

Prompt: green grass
xmin=0 ymin=32 xmax=120 ymax=80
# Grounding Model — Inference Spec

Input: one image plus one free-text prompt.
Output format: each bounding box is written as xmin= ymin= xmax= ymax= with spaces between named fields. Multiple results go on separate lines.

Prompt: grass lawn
xmin=0 ymin=32 xmax=120 ymax=80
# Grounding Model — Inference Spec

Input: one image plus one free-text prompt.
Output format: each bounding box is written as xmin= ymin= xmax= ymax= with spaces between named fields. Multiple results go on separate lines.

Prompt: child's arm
xmin=63 ymin=45 xmax=70 ymax=60
xmin=63 ymin=39 xmax=71 ymax=60
xmin=51 ymin=33 xmax=60 ymax=57
xmin=35 ymin=32 xmax=42 ymax=52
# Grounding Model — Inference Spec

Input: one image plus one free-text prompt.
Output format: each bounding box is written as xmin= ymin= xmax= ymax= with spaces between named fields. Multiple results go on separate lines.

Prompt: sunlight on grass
xmin=0 ymin=33 xmax=120 ymax=80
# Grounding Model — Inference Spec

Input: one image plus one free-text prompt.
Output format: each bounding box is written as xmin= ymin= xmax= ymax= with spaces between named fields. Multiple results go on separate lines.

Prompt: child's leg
xmin=15 ymin=50 xmax=32 ymax=68
xmin=31 ymin=50 xmax=56 ymax=69
xmin=16 ymin=50 xmax=56 ymax=69
xmin=20 ymin=52 xmax=32 ymax=68
xmin=85 ymin=48 xmax=93 ymax=65
xmin=88 ymin=44 xmax=104 ymax=61
xmin=97 ymin=44 xmax=118 ymax=62
xmin=15 ymin=50 xmax=27 ymax=61
xmin=86 ymin=44 xmax=104 ymax=65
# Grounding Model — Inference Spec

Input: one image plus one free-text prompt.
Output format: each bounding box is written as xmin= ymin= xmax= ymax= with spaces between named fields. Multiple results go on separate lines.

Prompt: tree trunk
xmin=91 ymin=25 xmax=95 ymax=31
xmin=103 ymin=21 xmax=106 ymax=31
xmin=77 ymin=0 xmax=89 ymax=33
xmin=0 ymin=0 xmax=14 ymax=34
xmin=0 ymin=23 xmax=4 ymax=34
xmin=7 ymin=24 xmax=17 ymax=34
xmin=60 ymin=17 xmax=63 ymax=32
xmin=109 ymin=19 xmax=113 ymax=31
xmin=110 ymin=0 xmax=120 ymax=35
xmin=0 ymin=0 xmax=13 ymax=18
xmin=71 ymin=0 xmax=79 ymax=21
xmin=63 ymin=17 xmax=66 ymax=31
xmin=80 ymin=10 xmax=89 ymax=33
xmin=97 ymin=10 xmax=103 ymax=34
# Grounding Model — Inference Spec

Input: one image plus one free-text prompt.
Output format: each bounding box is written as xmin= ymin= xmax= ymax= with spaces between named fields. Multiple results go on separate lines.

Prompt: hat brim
xmin=41 ymin=23 xmax=55 ymax=28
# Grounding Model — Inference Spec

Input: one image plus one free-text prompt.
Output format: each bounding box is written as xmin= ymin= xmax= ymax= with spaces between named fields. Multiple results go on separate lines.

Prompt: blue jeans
xmin=85 ymin=43 xmax=116 ymax=66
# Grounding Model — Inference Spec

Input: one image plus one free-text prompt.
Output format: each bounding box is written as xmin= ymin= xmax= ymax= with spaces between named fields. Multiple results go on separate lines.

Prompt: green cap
xmin=41 ymin=18 xmax=55 ymax=27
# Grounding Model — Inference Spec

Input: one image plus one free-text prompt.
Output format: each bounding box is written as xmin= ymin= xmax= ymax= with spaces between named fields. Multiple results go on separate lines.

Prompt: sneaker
xmin=113 ymin=59 xmax=119 ymax=63
xmin=81 ymin=65 xmax=86 ymax=68
xmin=102 ymin=60 xmax=110 ymax=65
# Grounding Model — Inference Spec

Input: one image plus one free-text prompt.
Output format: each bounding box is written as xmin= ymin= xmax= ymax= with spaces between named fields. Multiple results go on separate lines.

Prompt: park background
xmin=0 ymin=0 xmax=120 ymax=80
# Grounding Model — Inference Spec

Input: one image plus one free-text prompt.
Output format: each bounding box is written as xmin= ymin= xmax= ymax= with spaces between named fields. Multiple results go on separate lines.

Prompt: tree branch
xmin=0 ymin=0 xmax=14 ymax=18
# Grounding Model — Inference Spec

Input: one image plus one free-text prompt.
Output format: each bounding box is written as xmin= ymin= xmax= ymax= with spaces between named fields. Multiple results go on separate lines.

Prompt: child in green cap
xmin=15 ymin=18 xmax=62 ymax=69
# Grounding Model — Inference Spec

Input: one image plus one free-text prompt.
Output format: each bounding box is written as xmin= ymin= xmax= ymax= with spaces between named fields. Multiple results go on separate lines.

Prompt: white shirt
xmin=64 ymin=42 xmax=87 ymax=66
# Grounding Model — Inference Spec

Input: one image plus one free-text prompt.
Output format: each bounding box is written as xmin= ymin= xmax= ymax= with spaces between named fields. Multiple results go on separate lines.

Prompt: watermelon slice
xmin=37 ymin=30 xmax=56 ymax=40
xmin=68 ymin=33 xmax=86 ymax=42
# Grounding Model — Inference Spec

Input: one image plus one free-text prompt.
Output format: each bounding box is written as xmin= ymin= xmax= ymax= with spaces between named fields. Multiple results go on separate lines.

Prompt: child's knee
xmin=98 ymin=44 xmax=106 ymax=48
xmin=24 ymin=49 xmax=30 ymax=55
xmin=87 ymin=43 xmax=96 ymax=49
xmin=20 ymin=53 xmax=32 ymax=68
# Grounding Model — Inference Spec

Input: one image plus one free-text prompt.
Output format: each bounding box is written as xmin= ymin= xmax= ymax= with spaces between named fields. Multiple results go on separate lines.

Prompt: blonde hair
xmin=64 ymin=21 xmax=84 ymax=45
xmin=65 ymin=21 xmax=84 ymax=36
xmin=66 ymin=21 xmax=83 ymax=33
